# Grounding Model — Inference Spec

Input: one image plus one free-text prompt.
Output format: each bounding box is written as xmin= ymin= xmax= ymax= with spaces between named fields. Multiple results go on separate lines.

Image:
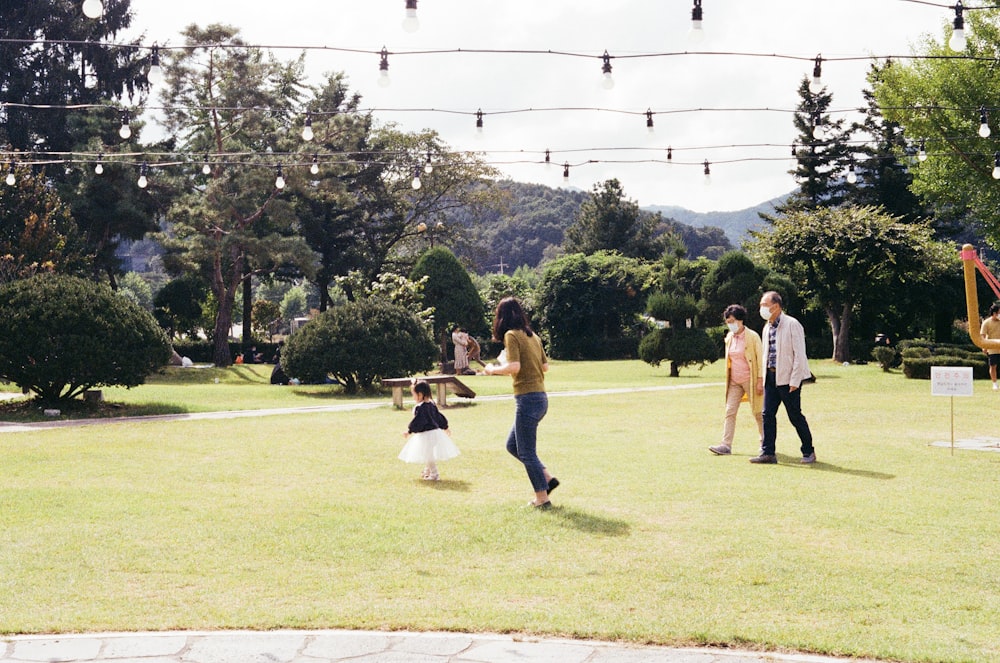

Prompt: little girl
xmin=398 ymin=380 xmax=460 ymax=480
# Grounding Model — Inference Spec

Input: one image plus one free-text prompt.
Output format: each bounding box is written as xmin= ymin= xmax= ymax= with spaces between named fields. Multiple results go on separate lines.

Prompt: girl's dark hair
xmin=723 ymin=304 xmax=746 ymax=321
xmin=412 ymin=379 xmax=432 ymax=399
xmin=492 ymin=297 xmax=533 ymax=341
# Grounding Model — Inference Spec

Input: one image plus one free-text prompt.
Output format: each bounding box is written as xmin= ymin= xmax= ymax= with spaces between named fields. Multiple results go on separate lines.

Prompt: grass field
xmin=2 ymin=359 xmax=999 ymax=662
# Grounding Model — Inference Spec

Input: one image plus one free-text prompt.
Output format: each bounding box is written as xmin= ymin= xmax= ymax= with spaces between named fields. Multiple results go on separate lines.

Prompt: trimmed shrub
xmin=638 ymin=327 xmax=719 ymax=377
xmin=902 ymin=356 xmax=988 ymax=380
xmin=282 ymin=299 xmax=436 ymax=393
xmin=871 ymin=346 xmax=898 ymax=372
xmin=0 ymin=274 xmax=171 ymax=403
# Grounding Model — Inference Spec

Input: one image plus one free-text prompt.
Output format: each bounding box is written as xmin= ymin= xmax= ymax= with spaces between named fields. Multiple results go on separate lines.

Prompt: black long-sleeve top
xmin=407 ymin=401 xmax=449 ymax=433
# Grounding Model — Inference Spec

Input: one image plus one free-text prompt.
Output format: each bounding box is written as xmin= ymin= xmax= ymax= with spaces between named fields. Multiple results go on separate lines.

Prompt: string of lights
xmin=6 ymin=1 xmax=1000 ymax=198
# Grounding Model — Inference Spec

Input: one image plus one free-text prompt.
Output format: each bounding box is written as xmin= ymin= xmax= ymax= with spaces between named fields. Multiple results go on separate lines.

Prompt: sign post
xmin=931 ymin=366 xmax=975 ymax=455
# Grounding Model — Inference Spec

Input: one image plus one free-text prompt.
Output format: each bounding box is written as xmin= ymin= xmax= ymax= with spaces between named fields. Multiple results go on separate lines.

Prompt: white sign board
xmin=931 ymin=366 xmax=974 ymax=396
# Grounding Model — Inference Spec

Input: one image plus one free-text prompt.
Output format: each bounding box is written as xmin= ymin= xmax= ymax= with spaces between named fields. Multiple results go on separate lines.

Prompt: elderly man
xmin=752 ymin=291 xmax=816 ymax=465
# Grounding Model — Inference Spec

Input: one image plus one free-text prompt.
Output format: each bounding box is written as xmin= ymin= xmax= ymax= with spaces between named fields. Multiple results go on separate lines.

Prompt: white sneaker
xmin=993 ymin=383 xmax=998 ymax=391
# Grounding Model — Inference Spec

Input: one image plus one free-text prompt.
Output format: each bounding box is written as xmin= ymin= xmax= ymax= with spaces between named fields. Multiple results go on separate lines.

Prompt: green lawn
xmin=2 ymin=360 xmax=999 ymax=663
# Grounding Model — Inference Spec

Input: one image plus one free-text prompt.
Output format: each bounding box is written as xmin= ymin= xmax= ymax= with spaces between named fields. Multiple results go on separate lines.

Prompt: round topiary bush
xmin=0 ymin=274 xmax=172 ymax=403
xmin=281 ymin=298 xmax=437 ymax=393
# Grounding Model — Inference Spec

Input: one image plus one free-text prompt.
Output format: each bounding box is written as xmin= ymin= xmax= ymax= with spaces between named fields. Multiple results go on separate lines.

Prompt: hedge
xmin=902 ymin=355 xmax=989 ymax=380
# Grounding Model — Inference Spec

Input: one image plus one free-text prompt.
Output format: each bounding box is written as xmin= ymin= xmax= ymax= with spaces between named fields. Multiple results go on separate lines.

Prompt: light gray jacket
xmin=762 ymin=312 xmax=812 ymax=389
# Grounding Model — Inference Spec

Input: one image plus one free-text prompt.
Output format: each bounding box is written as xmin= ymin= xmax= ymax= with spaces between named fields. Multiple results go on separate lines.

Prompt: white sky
xmin=121 ymin=0 xmax=951 ymax=212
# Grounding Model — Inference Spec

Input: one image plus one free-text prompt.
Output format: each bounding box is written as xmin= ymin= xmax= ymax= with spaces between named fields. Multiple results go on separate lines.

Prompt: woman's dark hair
xmin=723 ymin=304 xmax=746 ymax=321
xmin=412 ymin=379 xmax=432 ymax=399
xmin=493 ymin=297 xmax=533 ymax=341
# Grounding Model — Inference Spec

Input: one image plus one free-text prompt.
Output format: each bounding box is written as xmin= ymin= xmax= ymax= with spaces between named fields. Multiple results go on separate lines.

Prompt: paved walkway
xmin=0 ymin=629 xmax=876 ymax=662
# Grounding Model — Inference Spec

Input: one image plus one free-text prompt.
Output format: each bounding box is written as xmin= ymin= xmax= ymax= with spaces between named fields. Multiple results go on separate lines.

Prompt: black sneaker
xmin=749 ymin=454 xmax=777 ymax=464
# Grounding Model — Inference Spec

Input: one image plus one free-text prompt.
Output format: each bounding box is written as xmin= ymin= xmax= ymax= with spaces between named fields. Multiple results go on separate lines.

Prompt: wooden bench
xmin=382 ymin=374 xmax=477 ymax=409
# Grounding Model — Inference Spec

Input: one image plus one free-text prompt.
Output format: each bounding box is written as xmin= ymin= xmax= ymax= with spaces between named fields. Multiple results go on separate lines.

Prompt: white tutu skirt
xmin=398 ymin=429 xmax=461 ymax=464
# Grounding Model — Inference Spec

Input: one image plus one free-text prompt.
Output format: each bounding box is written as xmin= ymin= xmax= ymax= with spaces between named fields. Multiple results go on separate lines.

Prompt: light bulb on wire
xmin=119 ymin=113 xmax=132 ymax=140
xmin=949 ymin=1 xmax=967 ymax=52
xmin=809 ymin=55 xmax=823 ymax=95
xmin=274 ymin=164 xmax=285 ymax=190
xmin=411 ymin=166 xmax=422 ymax=190
xmin=703 ymin=160 xmax=712 ymax=185
xmin=82 ymin=0 xmax=103 ymax=19
xmin=424 ymin=151 xmax=433 ymax=174
xmin=475 ymin=109 xmax=484 ymax=137
xmin=992 ymin=152 xmax=1000 ymax=180
xmin=918 ymin=139 xmax=927 ymax=162
xmin=94 ymin=154 xmax=104 ymax=175
xmin=980 ymin=106 xmax=991 ymax=138
xmin=5 ymin=162 xmax=16 ymax=187
xmin=137 ymin=163 xmax=148 ymax=189
xmin=846 ymin=161 xmax=858 ymax=184
xmin=646 ymin=109 xmax=655 ymax=134
xmin=202 ymin=155 xmax=211 ymax=176
xmin=301 ymin=114 xmax=314 ymax=142
xmin=147 ymin=46 xmax=164 ymax=86
xmin=310 ymin=154 xmax=319 ymax=176
xmin=562 ymin=162 xmax=570 ymax=182
xmin=689 ymin=0 xmax=704 ymax=43
xmin=544 ymin=149 xmax=551 ymax=167
xmin=402 ymin=0 xmax=419 ymax=32
xmin=812 ymin=113 xmax=825 ymax=140
xmin=600 ymin=51 xmax=615 ymax=90
xmin=378 ymin=47 xmax=390 ymax=87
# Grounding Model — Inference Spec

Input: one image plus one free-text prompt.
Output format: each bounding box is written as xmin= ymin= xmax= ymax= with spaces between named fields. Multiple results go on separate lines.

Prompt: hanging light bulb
xmin=812 ymin=113 xmax=825 ymax=140
xmin=475 ymin=109 xmax=484 ymax=136
xmin=809 ymin=55 xmax=824 ymax=95
xmin=791 ymin=141 xmax=797 ymax=158
xmin=846 ymin=161 xmax=858 ymax=184
xmin=562 ymin=162 xmax=570 ymax=182
xmin=147 ymin=45 xmax=164 ymax=86
xmin=646 ymin=109 xmax=655 ymax=134
xmin=378 ymin=47 xmax=391 ymax=87
xmin=119 ymin=112 xmax=132 ymax=140
xmin=703 ymin=160 xmax=711 ymax=185
xmin=424 ymin=151 xmax=433 ymax=174
xmin=416 ymin=221 xmax=427 ymax=233
xmin=949 ymin=1 xmax=967 ymax=52
xmin=689 ymin=0 xmax=704 ymax=43
xmin=274 ymin=164 xmax=285 ymax=190
xmin=993 ymin=152 xmax=1000 ymax=180
xmin=980 ymin=106 xmax=991 ymax=138
xmin=667 ymin=146 xmax=673 ymax=161
xmin=301 ymin=114 xmax=314 ymax=142
xmin=411 ymin=165 xmax=422 ymax=190
xmin=82 ymin=0 xmax=103 ymax=19
xmin=5 ymin=162 xmax=16 ymax=187
xmin=402 ymin=0 xmax=419 ymax=32
xmin=544 ymin=149 xmax=551 ymax=166
xmin=201 ymin=155 xmax=211 ymax=176
xmin=137 ymin=163 xmax=148 ymax=189
xmin=600 ymin=51 xmax=615 ymax=90
xmin=310 ymin=154 xmax=319 ymax=176
xmin=918 ymin=139 xmax=927 ymax=162
xmin=94 ymin=154 xmax=104 ymax=175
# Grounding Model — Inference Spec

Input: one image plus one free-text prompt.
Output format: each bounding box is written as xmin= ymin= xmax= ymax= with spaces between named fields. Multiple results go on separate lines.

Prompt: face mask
xmin=726 ymin=322 xmax=739 ymax=333
xmin=759 ymin=306 xmax=772 ymax=321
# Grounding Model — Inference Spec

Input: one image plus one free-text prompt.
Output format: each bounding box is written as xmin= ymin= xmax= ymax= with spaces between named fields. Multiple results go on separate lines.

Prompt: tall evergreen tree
xmin=775 ymin=77 xmax=854 ymax=214
xmin=563 ymin=178 xmax=662 ymax=259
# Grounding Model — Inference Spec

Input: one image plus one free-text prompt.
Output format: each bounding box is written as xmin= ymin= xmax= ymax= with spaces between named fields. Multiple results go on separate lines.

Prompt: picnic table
xmin=381 ymin=374 xmax=477 ymax=409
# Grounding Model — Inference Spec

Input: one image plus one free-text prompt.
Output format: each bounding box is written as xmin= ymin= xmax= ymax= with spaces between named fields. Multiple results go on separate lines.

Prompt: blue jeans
xmin=762 ymin=370 xmax=814 ymax=457
xmin=505 ymin=391 xmax=549 ymax=492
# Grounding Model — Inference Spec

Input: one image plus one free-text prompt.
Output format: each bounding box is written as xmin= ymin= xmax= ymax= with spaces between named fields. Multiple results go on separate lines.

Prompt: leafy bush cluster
xmin=281 ymin=299 xmax=436 ymax=393
xmin=0 ymin=274 xmax=171 ymax=403
xmin=899 ymin=339 xmax=988 ymax=380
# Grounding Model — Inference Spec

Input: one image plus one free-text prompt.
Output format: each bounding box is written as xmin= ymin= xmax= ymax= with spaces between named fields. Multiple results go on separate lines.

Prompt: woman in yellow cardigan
xmin=710 ymin=304 xmax=764 ymax=455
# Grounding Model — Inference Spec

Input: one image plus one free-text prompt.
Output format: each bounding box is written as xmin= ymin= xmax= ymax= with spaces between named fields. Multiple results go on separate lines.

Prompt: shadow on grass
xmin=426 ymin=479 xmax=472 ymax=492
xmin=0 ymin=399 xmax=191 ymax=422
xmin=547 ymin=506 xmax=631 ymax=537
xmin=778 ymin=454 xmax=894 ymax=480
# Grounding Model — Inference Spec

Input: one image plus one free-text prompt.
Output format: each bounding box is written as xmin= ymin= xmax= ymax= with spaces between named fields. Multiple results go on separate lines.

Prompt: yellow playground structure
xmin=961 ymin=243 xmax=1000 ymax=350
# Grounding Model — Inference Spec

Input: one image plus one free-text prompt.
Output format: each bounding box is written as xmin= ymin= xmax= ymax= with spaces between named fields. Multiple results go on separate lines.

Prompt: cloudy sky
xmin=120 ymin=0 xmax=954 ymax=212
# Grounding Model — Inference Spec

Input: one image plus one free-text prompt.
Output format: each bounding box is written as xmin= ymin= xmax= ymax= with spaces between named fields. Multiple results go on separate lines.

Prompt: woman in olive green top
xmin=484 ymin=297 xmax=559 ymax=509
